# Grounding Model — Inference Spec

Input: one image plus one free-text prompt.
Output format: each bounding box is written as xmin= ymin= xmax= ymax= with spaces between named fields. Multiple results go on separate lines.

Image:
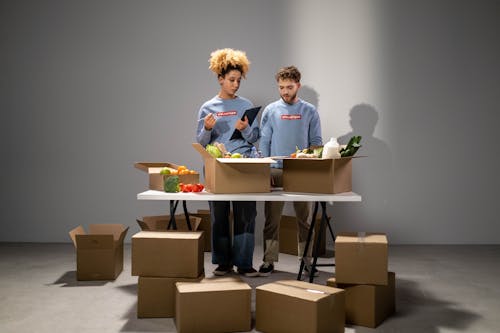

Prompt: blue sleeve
xmin=241 ymin=121 xmax=260 ymax=144
xmin=196 ymin=107 xmax=212 ymax=147
xmin=259 ymin=107 xmax=272 ymax=157
xmin=309 ymin=107 xmax=323 ymax=146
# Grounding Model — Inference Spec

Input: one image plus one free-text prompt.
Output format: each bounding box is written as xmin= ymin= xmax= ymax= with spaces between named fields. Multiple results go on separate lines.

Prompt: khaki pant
xmin=263 ymin=168 xmax=313 ymax=264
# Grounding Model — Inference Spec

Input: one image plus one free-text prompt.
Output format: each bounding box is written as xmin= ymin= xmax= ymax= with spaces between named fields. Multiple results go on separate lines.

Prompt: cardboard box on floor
xmin=282 ymin=157 xmax=357 ymax=194
xmin=132 ymin=231 xmax=204 ymax=278
xmin=190 ymin=209 xmax=211 ymax=252
xmin=175 ymin=279 xmax=252 ymax=333
xmin=192 ymin=143 xmax=276 ymax=193
xmin=134 ymin=162 xmax=200 ymax=191
xmin=138 ymin=273 xmax=204 ymax=318
xmin=136 ymin=214 xmax=202 ymax=232
xmin=327 ymin=272 xmax=396 ymax=328
xmin=280 ymin=215 xmax=326 ymax=256
xmin=69 ymin=224 xmax=129 ymax=281
xmin=256 ymin=280 xmax=345 ymax=333
xmin=335 ymin=232 xmax=388 ymax=285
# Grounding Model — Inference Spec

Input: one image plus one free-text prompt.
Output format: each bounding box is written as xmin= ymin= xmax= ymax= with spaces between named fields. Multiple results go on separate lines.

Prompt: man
xmin=258 ymin=66 xmax=323 ymax=277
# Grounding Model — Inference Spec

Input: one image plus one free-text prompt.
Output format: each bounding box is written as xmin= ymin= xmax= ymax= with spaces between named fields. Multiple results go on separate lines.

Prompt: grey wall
xmin=1 ymin=0 xmax=499 ymax=244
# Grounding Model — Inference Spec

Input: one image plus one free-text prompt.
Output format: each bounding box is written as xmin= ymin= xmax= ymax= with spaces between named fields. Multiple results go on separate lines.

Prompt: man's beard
xmin=281 ymin=93 xmax=297 ymax=104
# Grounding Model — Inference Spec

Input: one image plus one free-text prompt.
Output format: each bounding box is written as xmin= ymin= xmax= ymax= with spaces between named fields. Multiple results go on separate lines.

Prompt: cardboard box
xmin=134 ymin=162 xmax=200 ymax=191
xmin=335 ymin=232 xmax=388 ymax=285
xmin=192 ymin=143 xmax=276 ymax=193
xmin=327 ymin=272 xmax=396 ymax=328
xmin=190 ymin=209 xmax=211 ymax=252
xmin=132 ymin=231 xmax=204 ymax=278
xmin=175 ymin=280 xmax=252 ymax=333
xmin=138 ymin=273 xmax=204 ymax=318
xmin=69 ymin=224 xmax=129 ymax=281
xmin=136 ymin=214 xmax=202 ymax=232
xmin=256 ymin=280 xmax=345 ymax=333
xmin=282 ymin=157 xmax=354 ymax=194
xmin=280 ymin=215 xmax=326 ymax=256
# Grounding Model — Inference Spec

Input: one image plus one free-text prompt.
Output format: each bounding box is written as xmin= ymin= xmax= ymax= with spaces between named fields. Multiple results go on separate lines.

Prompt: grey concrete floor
xmin=0 ymin=243 xmax=499 ymax=332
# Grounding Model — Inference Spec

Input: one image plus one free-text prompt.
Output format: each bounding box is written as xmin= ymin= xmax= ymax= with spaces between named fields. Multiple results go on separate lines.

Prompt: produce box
xmin=192 ymin=143 xmax=276 ymax=194
xmin=256 ymin=280 xmax=345 ymax=333
xmin=134 ymin=162 xmax=199 ymax=191
xmin=69 ymin=224 xmax=129 ymax=280
xmin=132 ymin=231 xmax=204 ymax=278
xmin=335 ymin=232 xmax=388 ymax=285
xmin=175 ymin=280 xmax=252 ymax=333
xmin=282 ymin=157 xmax=355 ymax=194
xmin=327 ymin=272 xmax=396 ymax=328
xmin=137 ymin=273 xmax=204 ymax=318
xmin=279 ymin=215 xmax=326 ymax=256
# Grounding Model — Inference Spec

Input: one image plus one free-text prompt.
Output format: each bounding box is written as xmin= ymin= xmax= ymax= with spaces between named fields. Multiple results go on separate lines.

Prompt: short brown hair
xmin=275 ymin=66 xmax=301 ymax=82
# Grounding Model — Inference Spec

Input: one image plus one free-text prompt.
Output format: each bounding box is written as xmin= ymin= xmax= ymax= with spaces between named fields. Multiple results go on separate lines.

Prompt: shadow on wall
xmin=333 ymin=103 xmax=394 ymax=234
xmin=299 ymin=85 xmax=319 ymax=108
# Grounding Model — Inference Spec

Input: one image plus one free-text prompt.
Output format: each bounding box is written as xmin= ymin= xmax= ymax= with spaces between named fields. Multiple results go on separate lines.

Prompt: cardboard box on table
xmin=326 ymin=272 xmax=396 ymax=328
xmin=192 ymin=143 xmax=276 ymax=193
xmin=334 ymin=232 xmax=388 ymax=285
xmin=132 ymin=230 xmax=204 ymax=278
xmin=282 ymin=157 xmax=356 ymax=194
xmin=137 ymin=273 xmax=204 ymax=318
xmin=69 ymin=224 xmax=129 ymax=281
xmin=134 ymin=162 xmax=200 ymax=191
xmin=256 ymin=280 xmax=345 ymax=333
xmin=280 ymin=215 xmax=326 ymax=256
xmin=175 ymin=279 xmax=252 ymax=333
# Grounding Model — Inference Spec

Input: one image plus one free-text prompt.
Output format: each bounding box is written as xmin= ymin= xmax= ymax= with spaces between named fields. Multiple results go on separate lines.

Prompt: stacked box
xmin=327 ymin=273 xmax=396 ymax=328
xmin=256 ymin=280 xmax=345 ymax=333
xmin=333 ymin=232 xmax=394 ymax=328
xmin=279 ymin=215 xmax=326 ymax=256
xmin=334 ymin=232 xmax=388 ymax=285
xmin=69 ymin=224 xmax=128 ymax=281
xmin=132 ymin=229 xmax=205 ymax=318
xmin=175 ymin=278 xmax=252 ymax=333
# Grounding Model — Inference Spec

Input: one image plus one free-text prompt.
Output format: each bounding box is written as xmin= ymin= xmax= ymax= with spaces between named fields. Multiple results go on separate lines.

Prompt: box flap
xmin=176 ymin=280 xmax=251 ymax=293
xmin=88 ymin=224 xmax=127 ymax=242
xmin=137 ymin=215 xmax=202 ymax=231
xmin=69 ymin=225 xmax=86 ymax=248
xmin=336 ymin=232 xmax=387 ymax=244
xmin=192 ymin=143 xmax=213 ymax=160
xmin=215 ymin=157 xmax=276 ymax=164
xmin=257 ymin=281 xmax=341 ymax=302
xmin=132 ymin=230 xmax=203 ymax=240
xmin=134 ymin=162 xmax=181 ymax=174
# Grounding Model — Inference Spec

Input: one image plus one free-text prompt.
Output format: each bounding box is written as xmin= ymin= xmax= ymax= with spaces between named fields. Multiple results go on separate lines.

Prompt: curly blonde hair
xmin=208 ymin=48 xmax=250 ymax=78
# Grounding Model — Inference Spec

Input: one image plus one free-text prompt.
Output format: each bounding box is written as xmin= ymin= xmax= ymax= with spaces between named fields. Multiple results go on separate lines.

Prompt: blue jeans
xmin=209 ymin=201 xmax=256 ymax=269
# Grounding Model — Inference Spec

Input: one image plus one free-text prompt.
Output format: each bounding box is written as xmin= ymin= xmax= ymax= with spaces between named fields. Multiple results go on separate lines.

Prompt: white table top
xmin=137 ymin=189 xmax=362 ymax=202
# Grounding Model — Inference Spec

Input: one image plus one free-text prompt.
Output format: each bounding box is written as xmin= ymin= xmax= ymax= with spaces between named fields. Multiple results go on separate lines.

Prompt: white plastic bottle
xmin=322 ymin=137 xmax=341 ymax=159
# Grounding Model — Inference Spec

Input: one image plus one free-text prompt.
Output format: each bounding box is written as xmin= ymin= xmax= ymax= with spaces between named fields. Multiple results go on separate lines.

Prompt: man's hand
xmin=204 ymin=113 xmax=217 ymax=130
xmin=235 ymin=115 xmax=249 ymax=131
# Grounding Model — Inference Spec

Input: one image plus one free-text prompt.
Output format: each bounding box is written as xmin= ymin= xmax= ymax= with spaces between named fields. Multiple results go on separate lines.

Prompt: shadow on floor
xmin=357 ymin=277 xmax=482 ymax=332
xmin=50 ymin=270 xmax=108 ymax=287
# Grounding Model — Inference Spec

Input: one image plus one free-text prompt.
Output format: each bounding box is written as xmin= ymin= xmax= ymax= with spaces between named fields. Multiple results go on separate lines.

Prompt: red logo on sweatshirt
xmin=281 ymin=114 xmax=302 ymax=120
xmin=217 ymin=111 xmax=237 ymax=117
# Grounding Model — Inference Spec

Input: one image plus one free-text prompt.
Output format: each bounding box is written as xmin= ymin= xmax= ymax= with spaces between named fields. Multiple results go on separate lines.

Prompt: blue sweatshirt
xmin=260 ymin=98 xmax=322 ymax=168
xmin=196 ymin=95 xmax=259 ymax=155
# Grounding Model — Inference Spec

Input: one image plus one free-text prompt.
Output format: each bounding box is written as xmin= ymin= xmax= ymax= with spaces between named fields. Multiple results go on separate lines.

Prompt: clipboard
xmin=230 ymin=106 xmax=262 ymax=140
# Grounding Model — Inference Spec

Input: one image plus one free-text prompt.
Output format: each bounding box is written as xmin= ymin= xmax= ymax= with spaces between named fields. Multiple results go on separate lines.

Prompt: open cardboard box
xmin=136 ymin=214 xmax=202 ymax=232
xmin=282 ymin=156 xmax=360 ymax=194
xmin=69 ymin=224 xmax=129 ymax=281
xmin=134 ymin=162 xmax=200 ymax=191
xmin=192 ymin=143 xmax=276 ymax=193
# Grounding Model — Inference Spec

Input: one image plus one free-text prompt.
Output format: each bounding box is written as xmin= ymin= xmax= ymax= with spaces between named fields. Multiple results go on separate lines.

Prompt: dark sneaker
xmin=258 ymin=263 xmax=274 ymax=277
xmin=305 ymin=265 xmax=319 ymax=277
xmin=237 ymin=267 xmax=259 ymax=277
xmin=213 ymin=265 xmax=233 ymax=276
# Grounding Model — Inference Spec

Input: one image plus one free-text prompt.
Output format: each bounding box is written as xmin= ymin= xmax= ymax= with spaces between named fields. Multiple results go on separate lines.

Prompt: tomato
xmin=185 ymin=184 xmax=194 ymax=192
xmin=196 ymin=183 xmax=204 ymax=191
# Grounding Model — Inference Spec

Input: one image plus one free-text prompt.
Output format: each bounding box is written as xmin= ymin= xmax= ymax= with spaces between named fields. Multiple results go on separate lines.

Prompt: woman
xmin=196 ymin=48 xmax=259 ymax=277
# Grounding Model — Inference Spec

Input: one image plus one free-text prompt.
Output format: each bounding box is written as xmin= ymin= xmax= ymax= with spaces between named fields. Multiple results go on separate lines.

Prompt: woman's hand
xmin=235 ymin=115 xmax=249 ymax=131
xmin=204 ymin=113 xmax=217 ymax=130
